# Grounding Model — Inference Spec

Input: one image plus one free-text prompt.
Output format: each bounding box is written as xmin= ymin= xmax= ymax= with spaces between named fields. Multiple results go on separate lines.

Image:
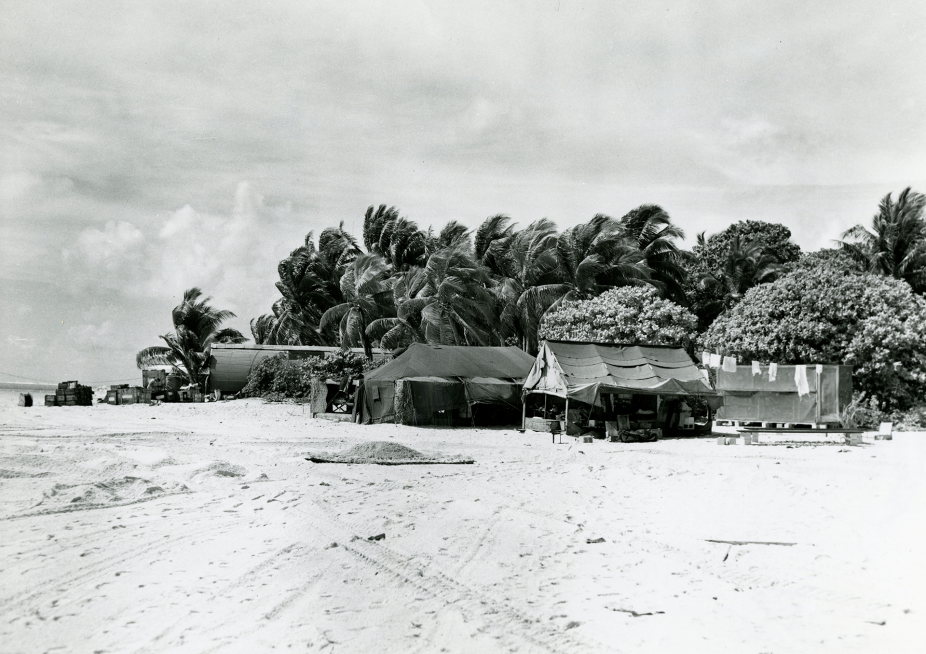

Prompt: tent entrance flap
xmin=463 ymin=377 xmax=524 ymax=409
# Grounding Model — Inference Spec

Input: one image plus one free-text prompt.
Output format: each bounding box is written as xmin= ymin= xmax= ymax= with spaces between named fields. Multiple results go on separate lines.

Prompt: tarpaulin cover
xmin=365 ymin=343 xmax=535 ymax=381
xmin=523 ymin=340 xmax=718 ymax=406
xmin=362 ymin=344 xmax=535 ymax=424
xmin=715 ymin=364 xmax=853 ymax=423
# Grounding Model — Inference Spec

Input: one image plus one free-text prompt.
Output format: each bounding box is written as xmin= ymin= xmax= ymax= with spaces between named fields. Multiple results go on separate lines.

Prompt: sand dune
xmin=1 ymin=400 xmax=923 ymax=653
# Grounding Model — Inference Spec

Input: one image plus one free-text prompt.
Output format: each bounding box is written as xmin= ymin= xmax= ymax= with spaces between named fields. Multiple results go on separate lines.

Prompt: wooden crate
xmin=525 ymin=417 xmax=561 ymax=433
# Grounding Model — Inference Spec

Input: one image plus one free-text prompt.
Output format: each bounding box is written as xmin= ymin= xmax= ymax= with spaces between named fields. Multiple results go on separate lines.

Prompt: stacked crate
xmin=104 ymin=385 xmax=149 ymax=405
xmin=52 ymin=381 xmax=92 ymax=406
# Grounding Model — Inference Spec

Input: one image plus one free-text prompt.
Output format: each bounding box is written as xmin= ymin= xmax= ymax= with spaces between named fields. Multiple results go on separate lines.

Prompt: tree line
xmin=138 ymin=187 xmax=926 ymax=408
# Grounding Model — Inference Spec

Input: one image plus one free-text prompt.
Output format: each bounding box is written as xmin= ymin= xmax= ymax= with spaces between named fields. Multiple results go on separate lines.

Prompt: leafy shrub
xmin=700 ymin=267 xmax=926 ymax=411
xmin=538 ymin=286 xmax=699 ymax=348
xmin=240 ymin=350 xmax=385 ymax=399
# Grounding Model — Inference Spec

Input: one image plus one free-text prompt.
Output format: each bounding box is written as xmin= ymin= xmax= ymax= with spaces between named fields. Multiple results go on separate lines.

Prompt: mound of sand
xmin=306 ymin=440 xmax=473 ymax=465
xmin=340 ymin=442 xmax=426 ymax=460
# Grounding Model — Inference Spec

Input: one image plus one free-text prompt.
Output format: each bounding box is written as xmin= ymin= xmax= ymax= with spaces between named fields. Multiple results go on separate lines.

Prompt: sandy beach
xmin=1 ymin=400 xmax=923 ymax=653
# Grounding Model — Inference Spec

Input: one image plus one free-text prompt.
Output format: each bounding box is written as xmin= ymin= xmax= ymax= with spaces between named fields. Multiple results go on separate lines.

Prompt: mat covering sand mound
xmin=306 ymin=440 xmax=474 ymax=465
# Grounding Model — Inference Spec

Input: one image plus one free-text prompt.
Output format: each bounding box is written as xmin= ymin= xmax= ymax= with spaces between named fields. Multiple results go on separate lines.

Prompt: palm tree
xmin=374 ymin=245 xmax=497 ymax=346
xmin=380 ymin=217 xmax=428 ymax=271
xmin=697 ymin=233 xmax=783 ymax=320
xmin=361 ymin=204 xmax=428 ymax=270
xmin=618 ymin=205 xmax=690 ymax=304
xmin=269 ymin=225 xmax=361 ymax=345
xmin=474 ymin=214 xmax=516 ymax=276
xmin=250 ymin=313 xmax=277 ymax=345
xmin=319 ymin=254 xmax=395 ymax=358
xmin=363 ymin=204 xmax=400 ymax=253
xmin=839 ymin=187 xmax=926 ymax=293
xmin=518 ymin=214 xmax=651 ymax=343
xmin=366 ymin=267 xmax=428 ymax=350
xmin=491 ymin=218 xmax=559 ymax=351
xmin=136 ymin=288 xmax=247 ymax=387
xmin=425 ymin=220 xmax=471 ymax=255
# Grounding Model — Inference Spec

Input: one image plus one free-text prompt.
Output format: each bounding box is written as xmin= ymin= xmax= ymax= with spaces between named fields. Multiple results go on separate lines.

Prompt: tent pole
xmin=565 ymin=397 xmax=569 ymax=443
xmin=814 ymin=372 xmax=823 ymax=427
xmin=521 ymin=396 xmax=526 ymax=431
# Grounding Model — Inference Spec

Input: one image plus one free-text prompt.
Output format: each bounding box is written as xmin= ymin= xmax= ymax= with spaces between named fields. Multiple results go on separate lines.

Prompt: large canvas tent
xmin=715 ymin=364 xmax=852 ymax=424
xmin=523 ymin=340 xmax=721 ymax=406
xmin=359 ymin=343 xmax=536 ymax=425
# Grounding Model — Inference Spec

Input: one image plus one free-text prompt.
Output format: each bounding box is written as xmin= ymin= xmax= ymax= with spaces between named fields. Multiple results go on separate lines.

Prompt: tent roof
xmin=365 ymin=343 xmax=536 ymax=382
xmin=523 ymin=340 xmax=717 ymax=404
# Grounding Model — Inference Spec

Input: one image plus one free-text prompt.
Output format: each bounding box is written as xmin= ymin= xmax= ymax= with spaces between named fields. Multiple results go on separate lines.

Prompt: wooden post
xmin=521 ymin=397 xmax=527 ymax=432
xmin=815 ymin=367 xmax=822 ymax=426
xmin=565 ymin=397 xmax=570 ymax=439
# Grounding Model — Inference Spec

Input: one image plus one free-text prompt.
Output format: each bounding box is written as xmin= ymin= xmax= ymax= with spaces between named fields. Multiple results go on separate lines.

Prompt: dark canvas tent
xmin=360 ymin=343 xmax=536 ymax=425
xmin=523 ymin=340 xmax=721 ymax=406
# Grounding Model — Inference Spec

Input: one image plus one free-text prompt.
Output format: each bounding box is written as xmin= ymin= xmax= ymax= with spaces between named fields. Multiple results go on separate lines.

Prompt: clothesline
xmin=699 ymin=352 xmax=826 ymax=397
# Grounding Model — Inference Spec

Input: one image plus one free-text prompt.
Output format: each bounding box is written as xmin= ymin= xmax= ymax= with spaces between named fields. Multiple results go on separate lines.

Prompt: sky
xmin=1 ymin=0 xmax=925 ymax=385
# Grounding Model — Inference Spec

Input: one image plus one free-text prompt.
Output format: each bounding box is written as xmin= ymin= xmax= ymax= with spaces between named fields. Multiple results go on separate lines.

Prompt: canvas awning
xmin=523 ymin=340 xmax=720 ymax=407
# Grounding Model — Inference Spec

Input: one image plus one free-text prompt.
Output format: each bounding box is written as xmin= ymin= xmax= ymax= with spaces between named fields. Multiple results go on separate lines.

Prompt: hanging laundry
xmin=722 ymin=356 xmax=737 ymax=372
xmin=816 ymin=364 xmax=823 ymax=374
xmin=752 ymin=361 xmax=761 ymax=376
xmin=768 ymin=362 xmax=778 ymax=382
xmin=701 ymin=351 xmax=710 ymax=366
xmin=794 ymin=365 xmax=810 ymax=396
xmin=709 ymin=353 xmax=721 ymax=368
xmin=700 ymin=369 xmax=710 ymax=383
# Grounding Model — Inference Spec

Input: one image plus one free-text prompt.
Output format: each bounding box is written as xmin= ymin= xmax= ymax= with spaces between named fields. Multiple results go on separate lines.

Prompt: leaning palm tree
xmin=618 ymin=205 xmax=690 ymax=304
xmin=378 ymin=245 xmax=497 ymax=346
xmin=366 ymin=267 xmax=428 ymax=350
xmin=475 ymin=214 xmax=517 ymax=276
xmin=425 ymin=220 xmax=471 ymax=255
xmin=518 ymin=214 xmax=651 ymax=346
xmin=268 ymin=224 xmax=361 ymax=345
xmin=319 ymin=254 xmax=395 ymax=358
xmin=839 ymin=187 xmax=926 ymax=293
xmin=491 ymin=218 xmax=559 ymax=350
xmin=249 ymin=313 xmax=277 ymax=345
xmin=136 ymin=288 xmax=247 ymax=386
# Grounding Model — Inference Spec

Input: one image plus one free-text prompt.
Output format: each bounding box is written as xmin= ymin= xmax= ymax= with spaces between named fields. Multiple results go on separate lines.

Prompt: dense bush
xmin=685 ymin=221 xmax=799 ymax=328
xmin=700 ymin=267 xmax=926 ymax=411
xmin=694 ymin=220 xmax=801 ymax=272
xmin=841 ymin=393 xmax=926 ymax=431
xmin=538 ymin=286 xmax=699 ymax=348
xmin=240 ymin=350 xmax=384 ymax=399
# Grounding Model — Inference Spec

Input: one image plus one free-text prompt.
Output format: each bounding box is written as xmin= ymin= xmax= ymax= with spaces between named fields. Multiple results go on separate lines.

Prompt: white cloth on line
xmin=794 ymin=365 xmax=810 ymax=396
xmin=701 ymin=351 xmax=710 ymax=366
xmin=722 ymin=355 xmax=737 ymax=372
xmin=700 ymin=369 xmax=710 ymax=383
xmin=768 ymin=363 xmax=778 ymax=382
xmin=709 ymin=353 xmax=721 ymax=368
xmin=752 ymin=361 xmax=761 ymax=376
xmin=816 ymin=364 xmax=823 ymax=374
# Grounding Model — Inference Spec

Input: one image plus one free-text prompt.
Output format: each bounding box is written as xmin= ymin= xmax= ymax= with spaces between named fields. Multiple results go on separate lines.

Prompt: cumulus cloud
xmin=58 ymin=181 xmax=301 ymax=334
xmin=63 ymin=220 xmax=146 ymax=273
xmin=151 ymin=182 xmax=295 ymax=318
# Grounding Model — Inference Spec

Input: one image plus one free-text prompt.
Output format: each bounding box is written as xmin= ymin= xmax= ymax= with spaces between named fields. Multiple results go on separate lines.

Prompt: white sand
xmin=1 ymin=400 xmax=923 ymax=653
